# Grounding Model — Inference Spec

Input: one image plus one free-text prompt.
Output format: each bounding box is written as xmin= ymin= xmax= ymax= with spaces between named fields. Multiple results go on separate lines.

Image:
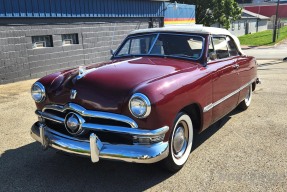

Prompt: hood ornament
xmin=76 ymin=65 xmax=98 ymax=80
xmin=77 ymin=66 xmax=86 ymax=80
xmin=70 ymin=89 xmax=77 ymax=99
xmin=79 ymin=66 xmax=86 ymax=76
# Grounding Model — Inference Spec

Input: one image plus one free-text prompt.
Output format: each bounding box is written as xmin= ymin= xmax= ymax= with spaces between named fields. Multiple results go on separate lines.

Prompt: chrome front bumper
xmin=30 ymin=122 xmax=169 ymax=164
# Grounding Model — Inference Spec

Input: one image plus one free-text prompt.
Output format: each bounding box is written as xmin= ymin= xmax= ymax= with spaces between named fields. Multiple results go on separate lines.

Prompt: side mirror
xmin=209 ymin=52 xmax=217 ymax=60
xmin=110 ymin=49 xmax=115 ymax=56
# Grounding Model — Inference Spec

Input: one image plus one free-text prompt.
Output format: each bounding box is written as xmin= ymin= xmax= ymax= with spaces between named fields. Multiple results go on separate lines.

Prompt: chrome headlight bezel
xmin=31 ymin=82 xmax=46 ymax=103
xmin=129 ymin=93 xmax=151 ymax=119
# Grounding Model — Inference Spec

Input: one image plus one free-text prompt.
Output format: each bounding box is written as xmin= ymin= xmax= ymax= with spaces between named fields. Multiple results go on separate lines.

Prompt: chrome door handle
xmin=233 ymin=64 xmax=239 ymax=69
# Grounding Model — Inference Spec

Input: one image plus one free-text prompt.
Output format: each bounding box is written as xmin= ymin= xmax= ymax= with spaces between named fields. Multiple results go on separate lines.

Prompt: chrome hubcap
xmin=173 ymin=123 xmax=188 ymax=158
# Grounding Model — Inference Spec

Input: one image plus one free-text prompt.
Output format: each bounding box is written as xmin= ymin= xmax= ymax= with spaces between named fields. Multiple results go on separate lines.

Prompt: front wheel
xmin=238 ymin=84 xmax=253 ymax=110
xmin=161 ymin=112 xmax=193 ymax=172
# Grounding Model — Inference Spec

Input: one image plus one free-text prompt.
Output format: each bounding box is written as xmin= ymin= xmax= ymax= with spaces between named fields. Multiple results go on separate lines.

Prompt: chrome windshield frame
xmin=112 ymin=32 xmax=206 ymax=62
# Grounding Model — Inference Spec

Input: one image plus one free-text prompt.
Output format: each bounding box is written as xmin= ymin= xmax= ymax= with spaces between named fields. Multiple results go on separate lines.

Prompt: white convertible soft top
xmin=130 ymin=25 xmax=245 ymax=55
xmin=130 ymin=25 xmax=231 ymax=35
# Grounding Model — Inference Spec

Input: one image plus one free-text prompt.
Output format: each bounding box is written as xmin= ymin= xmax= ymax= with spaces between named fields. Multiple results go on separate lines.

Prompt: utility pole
xmin=273 ymin=0 xmax=280 ymax=43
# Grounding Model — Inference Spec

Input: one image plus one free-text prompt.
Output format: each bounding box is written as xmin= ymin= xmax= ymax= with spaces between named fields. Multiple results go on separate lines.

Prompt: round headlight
xmin=129 ymin=93 xmax=151 ymax=118
xmin=31 ymin=82 xmax=46 ymax=103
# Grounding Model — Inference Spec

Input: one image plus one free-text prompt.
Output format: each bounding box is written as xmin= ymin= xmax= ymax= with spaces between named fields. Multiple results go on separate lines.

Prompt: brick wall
xmin=0 ymin=17 xmax=160 ymax=84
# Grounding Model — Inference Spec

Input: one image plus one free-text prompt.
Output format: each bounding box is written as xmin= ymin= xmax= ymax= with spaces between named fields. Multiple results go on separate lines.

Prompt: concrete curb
xmin=242 ymin=46 xmax=274 ymax=50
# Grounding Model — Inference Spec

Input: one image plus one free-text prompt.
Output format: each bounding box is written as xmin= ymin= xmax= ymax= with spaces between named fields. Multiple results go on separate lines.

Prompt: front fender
xmin=121 ymin=65 xmax=213 ymax=140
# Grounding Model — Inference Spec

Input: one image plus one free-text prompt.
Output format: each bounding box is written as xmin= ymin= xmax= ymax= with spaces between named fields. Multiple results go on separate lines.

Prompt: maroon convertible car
xmin=30 ymin=26 xmax=259 ymax=172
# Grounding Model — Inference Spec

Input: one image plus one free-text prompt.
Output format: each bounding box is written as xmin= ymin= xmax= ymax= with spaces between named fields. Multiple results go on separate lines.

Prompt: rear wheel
xmin=161 ymin=112 xmax=193 ymax=172
xmin=238 ymin=84 xmax=252 ymax=110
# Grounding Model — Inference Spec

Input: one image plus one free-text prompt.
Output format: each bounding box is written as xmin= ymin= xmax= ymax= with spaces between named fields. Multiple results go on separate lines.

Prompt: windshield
xmin=114 ymin=33 xmax=204 ymax=60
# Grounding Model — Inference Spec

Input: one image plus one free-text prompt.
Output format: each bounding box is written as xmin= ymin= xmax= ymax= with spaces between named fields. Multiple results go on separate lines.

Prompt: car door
xmin=227 ymin=36 xmax=256 ymax=104
xmin=208 ymin=36 xmax=240 ymax=123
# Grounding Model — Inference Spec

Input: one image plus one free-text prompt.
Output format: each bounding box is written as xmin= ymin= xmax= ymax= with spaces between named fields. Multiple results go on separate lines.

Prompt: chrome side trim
xmin=203 ymin=103 xmax=213 ymax=113
xmin=31 ymin=123 xmax=169 ymax=164
xmin=43 ymin=103 xmax=138 ymax=128
xmin=203 ymin=79 xmax=256 ymax=113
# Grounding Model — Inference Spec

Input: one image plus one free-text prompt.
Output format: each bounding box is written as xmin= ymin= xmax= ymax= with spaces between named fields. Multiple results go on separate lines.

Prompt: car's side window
xmin=208 ymin=36 xmax=217 ymax=61
xmin=213 ymin=36 xmax=229 ymax=59
xmin=226 ymin=36 xmax=239 ymax=56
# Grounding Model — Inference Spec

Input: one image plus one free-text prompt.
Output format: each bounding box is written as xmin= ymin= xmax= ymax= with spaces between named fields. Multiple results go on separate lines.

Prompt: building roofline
xmin=242 ymin=9 xmax=270 ymax=20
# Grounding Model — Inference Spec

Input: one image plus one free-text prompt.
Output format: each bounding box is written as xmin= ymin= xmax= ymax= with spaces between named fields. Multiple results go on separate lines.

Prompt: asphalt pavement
xmin=0 ymin=60 xmax=287 ymax=191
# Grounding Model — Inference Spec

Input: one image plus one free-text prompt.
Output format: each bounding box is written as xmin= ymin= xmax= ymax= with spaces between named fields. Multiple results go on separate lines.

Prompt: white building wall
xmin=212 ymin=19 xmax=268 ymax=37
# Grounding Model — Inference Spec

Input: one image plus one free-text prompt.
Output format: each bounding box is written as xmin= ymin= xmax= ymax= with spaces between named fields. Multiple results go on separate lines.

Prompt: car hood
xmin=44 ymin=57 xmax=199 ymax=113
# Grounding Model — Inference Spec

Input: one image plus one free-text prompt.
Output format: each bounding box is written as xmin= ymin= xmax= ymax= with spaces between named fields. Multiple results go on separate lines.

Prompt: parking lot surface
xmin=0 ymin=60 xmax=286 ymax=192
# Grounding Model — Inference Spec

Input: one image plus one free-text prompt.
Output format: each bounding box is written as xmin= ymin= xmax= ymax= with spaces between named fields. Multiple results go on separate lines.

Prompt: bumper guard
xmin=31 ymin=122 xmax=169 ymax=164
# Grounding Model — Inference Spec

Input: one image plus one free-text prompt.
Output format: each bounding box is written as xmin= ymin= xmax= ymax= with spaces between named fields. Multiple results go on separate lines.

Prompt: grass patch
xmin=238 ymin=26 xmax=287 ymax=46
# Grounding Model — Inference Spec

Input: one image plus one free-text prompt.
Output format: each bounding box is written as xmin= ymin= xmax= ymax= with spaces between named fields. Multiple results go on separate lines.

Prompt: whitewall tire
xmin=238 ymin=84 xmax=253 ymax=110
xmin=161 ymin=112 xmax=193 ymax=172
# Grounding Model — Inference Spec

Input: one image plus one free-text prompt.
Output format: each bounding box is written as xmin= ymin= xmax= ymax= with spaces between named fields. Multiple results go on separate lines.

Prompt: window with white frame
xmin=62 ymin=34 xmax=79 ymax=45
xmin=213 ymin=36 xmax=229 ymax=59
xmin=32 ymin=35 xmax=53 ymax=49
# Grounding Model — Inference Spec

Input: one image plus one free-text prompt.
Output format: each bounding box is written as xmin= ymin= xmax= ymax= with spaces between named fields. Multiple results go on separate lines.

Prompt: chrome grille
xmin=36 ymin=103 xmax=169 ymax=145
xmin=41 ymin=103 xmax=138 ymax=128
xmin=36 ymin=103 xmax=138 ymax=144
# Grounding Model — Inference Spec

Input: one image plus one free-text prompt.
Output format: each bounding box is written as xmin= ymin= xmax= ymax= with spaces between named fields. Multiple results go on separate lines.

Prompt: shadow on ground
xmin=192 ymin=108 xmax=241 ymax=151
xmin=1 ymin=143 xmax=174 ymax=192
xmin=0 ymin=109 xmax=241 ymax=192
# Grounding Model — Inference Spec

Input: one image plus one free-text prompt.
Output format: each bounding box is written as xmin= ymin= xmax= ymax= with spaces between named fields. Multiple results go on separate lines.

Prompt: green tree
xmin=171 ymin=0 xmax=242 ymax=29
